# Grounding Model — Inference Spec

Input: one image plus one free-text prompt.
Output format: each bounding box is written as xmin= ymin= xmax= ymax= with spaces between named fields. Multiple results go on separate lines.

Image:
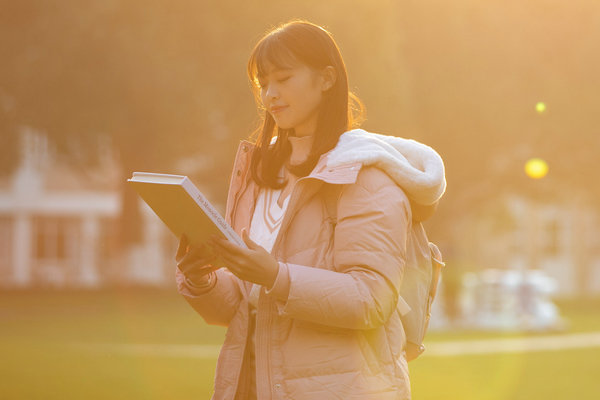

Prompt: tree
xmin=2 ymin=0 xmax=598 ymax=253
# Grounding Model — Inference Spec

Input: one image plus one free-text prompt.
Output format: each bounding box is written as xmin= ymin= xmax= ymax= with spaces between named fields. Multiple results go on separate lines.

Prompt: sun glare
xmin=535 ymin=102 xmax=546 ymax=114
xmin=525 ymin=158 xmax=548 ymax=179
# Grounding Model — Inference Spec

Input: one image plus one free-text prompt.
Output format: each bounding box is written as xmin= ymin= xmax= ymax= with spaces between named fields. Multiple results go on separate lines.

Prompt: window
xmin=34 ymin=216 xmax=79 ymax=260
xmin=98 ymin=217 xmax=119 ymax=260
xmin=32 ymin=216 xmax=80 ymax=285
xmin=0 ymin=216 xmax=12 ymax=280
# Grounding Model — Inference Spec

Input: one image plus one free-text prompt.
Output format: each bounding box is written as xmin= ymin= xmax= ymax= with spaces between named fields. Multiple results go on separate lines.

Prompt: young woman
xmin=175 ymin=20 xmax=445 ymax=400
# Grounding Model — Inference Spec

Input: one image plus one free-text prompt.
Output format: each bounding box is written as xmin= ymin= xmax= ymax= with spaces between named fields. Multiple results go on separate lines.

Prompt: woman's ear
xmin=320 ymin=66 xmax=336 ymax=91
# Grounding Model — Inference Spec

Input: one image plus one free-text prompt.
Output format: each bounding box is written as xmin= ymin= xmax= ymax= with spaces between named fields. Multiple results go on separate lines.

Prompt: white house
xmin=0 ymin=127 xmax=175 ymax=287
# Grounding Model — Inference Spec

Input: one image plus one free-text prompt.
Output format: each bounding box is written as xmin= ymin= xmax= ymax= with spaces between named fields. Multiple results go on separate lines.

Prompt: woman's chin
xmin=274 ymin=121 xmax=293 ymax=130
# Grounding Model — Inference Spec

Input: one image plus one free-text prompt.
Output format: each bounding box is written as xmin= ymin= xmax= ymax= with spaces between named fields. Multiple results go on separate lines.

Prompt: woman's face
xmin=259 ymin=62 xmax=328 ymax=137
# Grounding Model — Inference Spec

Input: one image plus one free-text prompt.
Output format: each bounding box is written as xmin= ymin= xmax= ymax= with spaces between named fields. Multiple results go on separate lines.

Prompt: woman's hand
xmin=209 ymin=229 xmax=279 ymax=288
xmin=176 ymin=234 xmax=220 ymax=283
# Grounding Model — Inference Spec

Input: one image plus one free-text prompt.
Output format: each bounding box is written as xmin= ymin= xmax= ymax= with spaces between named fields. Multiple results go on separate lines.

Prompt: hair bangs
xmin=248 ymin=32 xmax=299 ymax=87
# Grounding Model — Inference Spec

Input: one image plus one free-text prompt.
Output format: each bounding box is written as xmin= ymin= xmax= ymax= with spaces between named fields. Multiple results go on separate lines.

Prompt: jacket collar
xmin=237 ymin=140 xmax=362 ymax=185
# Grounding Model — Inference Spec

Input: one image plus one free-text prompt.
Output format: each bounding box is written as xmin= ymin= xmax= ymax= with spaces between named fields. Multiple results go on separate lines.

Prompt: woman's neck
xmin=287 ymin=134 xmax=314 ymax=166
xmin=278 ymin=134 xmax=313 ymax=207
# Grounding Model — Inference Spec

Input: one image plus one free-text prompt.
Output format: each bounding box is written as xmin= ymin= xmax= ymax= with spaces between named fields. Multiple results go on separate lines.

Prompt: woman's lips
xmin=270 ymin=105 xmax=288 ymax=114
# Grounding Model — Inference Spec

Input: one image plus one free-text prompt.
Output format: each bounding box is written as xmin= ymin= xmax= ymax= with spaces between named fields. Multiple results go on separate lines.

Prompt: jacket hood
xmin=327 ymin=129 xmax=446 ymax=206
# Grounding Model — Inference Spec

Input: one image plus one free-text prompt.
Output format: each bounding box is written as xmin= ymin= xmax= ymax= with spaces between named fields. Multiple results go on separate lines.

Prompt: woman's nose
xmin=265 ymin=84 xmax=280 ymax=100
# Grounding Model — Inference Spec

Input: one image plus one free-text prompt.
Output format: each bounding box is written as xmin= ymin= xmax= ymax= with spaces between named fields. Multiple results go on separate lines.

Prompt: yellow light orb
xmin=535 ymin=102 xmax=546 ymax=114
xmin=525 ymin=158 xmax=549 ymax=179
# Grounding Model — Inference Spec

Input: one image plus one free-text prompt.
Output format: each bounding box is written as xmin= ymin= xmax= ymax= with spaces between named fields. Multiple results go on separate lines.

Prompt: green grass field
xmin=1 ymin=288 xmax=599 ymax=399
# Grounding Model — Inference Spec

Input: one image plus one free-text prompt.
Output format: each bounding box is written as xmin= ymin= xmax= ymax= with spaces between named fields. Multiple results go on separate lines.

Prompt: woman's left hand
xmin=209 ymin=228 xmax=279 ymax=288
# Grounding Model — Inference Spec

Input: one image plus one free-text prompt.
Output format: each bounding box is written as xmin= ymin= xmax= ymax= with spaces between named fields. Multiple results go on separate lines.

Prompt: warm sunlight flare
xmin=3 ymin=2 xmax=600 ymax=400
xmin=535 ymin=102 xmax=546 ymax=114
xmin=525 ymin=158 xmax=549 ymax=179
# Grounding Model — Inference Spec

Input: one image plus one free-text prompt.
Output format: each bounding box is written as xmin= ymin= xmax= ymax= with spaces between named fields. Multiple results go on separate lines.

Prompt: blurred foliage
xmin=1 ymin=0 xmax=599 ymax=246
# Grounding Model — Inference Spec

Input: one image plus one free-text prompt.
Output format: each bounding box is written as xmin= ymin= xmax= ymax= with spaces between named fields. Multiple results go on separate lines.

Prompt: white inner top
xmin=248 ymin=185 xmax=290 ymax=309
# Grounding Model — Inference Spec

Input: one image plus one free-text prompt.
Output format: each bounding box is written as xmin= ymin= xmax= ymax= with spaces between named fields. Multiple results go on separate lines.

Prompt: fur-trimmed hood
xmin=327 ymin=129 xmax=446 ymax=206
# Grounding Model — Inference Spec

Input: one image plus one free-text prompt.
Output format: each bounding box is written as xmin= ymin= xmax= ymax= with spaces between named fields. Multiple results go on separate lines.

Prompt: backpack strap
xmin=427 ymin=242 xmax=445 ymax=312
xmin=406 ymin=243 xmax=445 ymax=361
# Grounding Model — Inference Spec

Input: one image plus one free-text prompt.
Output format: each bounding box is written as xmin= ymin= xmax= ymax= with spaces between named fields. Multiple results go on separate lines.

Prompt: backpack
xmin=401 ymin=236 xmax=445 ymax=361
xmin=324 ymin=184 xmax=445 ymax=361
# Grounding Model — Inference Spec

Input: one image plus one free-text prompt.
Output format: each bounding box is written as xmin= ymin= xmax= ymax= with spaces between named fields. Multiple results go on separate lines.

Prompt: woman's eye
xmin=257 ymin=74 xmax=290 ymax=89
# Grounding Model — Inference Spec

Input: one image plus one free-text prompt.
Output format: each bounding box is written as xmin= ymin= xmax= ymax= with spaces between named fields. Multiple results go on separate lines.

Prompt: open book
xmin=127 ymin=172 xmax=246 ymax=268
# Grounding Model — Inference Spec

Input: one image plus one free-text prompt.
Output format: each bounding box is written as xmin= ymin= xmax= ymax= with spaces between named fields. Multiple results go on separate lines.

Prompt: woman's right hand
xmin=176 ymin=234 xmax=220 ymax=284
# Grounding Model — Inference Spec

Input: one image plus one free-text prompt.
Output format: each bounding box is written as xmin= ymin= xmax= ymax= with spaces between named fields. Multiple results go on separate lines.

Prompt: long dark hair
xmin=247 ymin=20 xmax=364 ymax=188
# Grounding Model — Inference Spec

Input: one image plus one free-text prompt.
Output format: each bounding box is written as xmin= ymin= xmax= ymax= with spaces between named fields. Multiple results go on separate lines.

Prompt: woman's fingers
xmin=177 ymin=258 xmax=197 ymax=274
xmin=215 ymin=249 xmax=243 ymax=266
xmin=175 ymin=234 xmax=189 ymax=262
xmin=178 ymin=256 xmax=215 ymax=275
xmin=179 ymin=259 xmax=218 ymax=276
xmin=210 ymin=236 xmax=249 ymax=258
xmin=241 ymin=228 xmax=259 ymax=250
xmin=208 ymin=235 xmax=277 ymax=286
xmin=177 ymin=244 xmax=216 ymax=273
xmin=210 ymin=236 xmax=258 ymax=266
xmin=213 ymin=249 xmax=246 ymax=275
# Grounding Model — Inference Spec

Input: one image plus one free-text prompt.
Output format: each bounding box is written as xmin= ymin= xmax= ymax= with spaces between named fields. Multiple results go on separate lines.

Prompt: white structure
xmin=0 ymin=127 xmax=175 ymax=287
xmin=455 ymin=194 xmax=600 ymax=297
xmin=460 ymin=269 xmax=565 ymax=331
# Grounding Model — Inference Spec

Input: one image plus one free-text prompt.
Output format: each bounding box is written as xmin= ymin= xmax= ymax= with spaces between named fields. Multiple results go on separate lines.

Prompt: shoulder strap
xmin=428 ymin=242 xmax=445 ymax=302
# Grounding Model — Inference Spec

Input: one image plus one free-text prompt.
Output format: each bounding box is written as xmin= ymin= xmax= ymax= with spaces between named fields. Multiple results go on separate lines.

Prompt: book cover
xmin=127 ymin=172 xmax=246 ymax=269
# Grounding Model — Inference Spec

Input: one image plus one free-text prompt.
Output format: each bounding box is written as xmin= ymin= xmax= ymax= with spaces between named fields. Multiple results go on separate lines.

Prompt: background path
xmin=424 ymin=331 xmax=600 ymax=356
xmin=76 ymin=331 xmax=600 ymax=358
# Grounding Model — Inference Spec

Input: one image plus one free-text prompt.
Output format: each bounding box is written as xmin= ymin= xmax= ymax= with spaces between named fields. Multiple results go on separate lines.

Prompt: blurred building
xmin=459 ymin=268 xmax=565 ymax=331
xmin=0 ymin=127 xmax=175 ymax=288
xmin=3 ymin=127 xmax=600 ymax=296
xmin=456 ymin=194 xmax=600 ymax=297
